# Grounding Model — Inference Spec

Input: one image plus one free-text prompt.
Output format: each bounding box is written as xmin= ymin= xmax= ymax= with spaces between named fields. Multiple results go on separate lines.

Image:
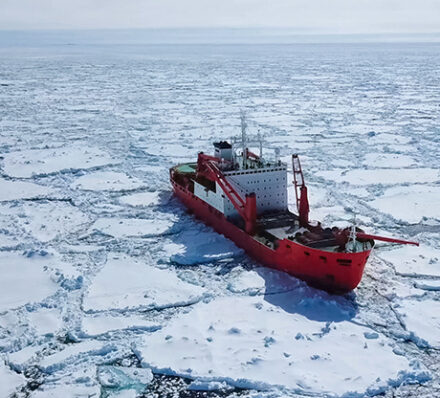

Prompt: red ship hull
xmin=171 ymin=178 xmax=372 ymax=293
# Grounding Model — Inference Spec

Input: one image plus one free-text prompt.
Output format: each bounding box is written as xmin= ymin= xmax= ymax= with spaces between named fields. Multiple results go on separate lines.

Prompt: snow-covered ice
xmin=0 ymin=178 xmax=58 ymax=201
xmin=0 ymin=252 xmax=58 ymax=311
xmin=370 ymin=185 xmax=440 ymax=223
xmin=1 ymin=146 xmax=115 ymax=178
xmin=163 ymin=226 xmax=244 ymax=265
xmin=21 ymin=201 xmax=90 ymax=242
xmin=135 ymin=295 xmax=426 ymax=396
xmin=119 ymin=191 xmax=160 ymax=207
xmin=316 ymin=168 xmax=440 ymax=186
xmin=89 ymin=217 xmax=174 ymax=238
xmin=83 ymin=253 xmax=205 ymax=312
xmin=394 ymin=298 xmax=440 ymax=349
xmin=377 ymin=244 xmax=440 ymax=277
xmin=0 ymin=361 xmax=25 ymax=397
xmin=71 ymin=171 xmax=145 ymax=191
xmin=0 ymin=34 xmax=439 ymax=397
xmin=81 ymin=314 xmax=160 ymax=336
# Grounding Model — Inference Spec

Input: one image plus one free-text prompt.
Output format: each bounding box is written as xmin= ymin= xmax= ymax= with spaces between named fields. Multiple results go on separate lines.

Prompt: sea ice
xmin=377 ymin=245 xmax=440 ymax=277
xmin=81 ymin=314 xmax=160 ymax=337
xmin=28 ymin=308 xmax=63 ymax=336
xmin=316 ymin=168 xmax=439 ymax=186
xmin=119 ymin=191 xmax=160 ymax=207
xmin=71 ymin=171 xmax=145 ymax=192
xmin=0 ymin=361 xmax=25 ymax=397
xmin=370 ymin=185 xmax=440 ymax=223
xmin=21 ymin=201 xmax=90 ymax=242
xmin=89 ymin=217 xmax=174 ymax=238
xmin=1 ymin=146 xmax=116 ymax=178
xmin=97 ymin=365 xmax=153 ymax=390
xmin=135 ymin=295 xmax=424 ymax=396
xmin=164 ymin=226 xmax=243 ymax=265
xmin=363 ymin=153 xmax=416 ymax=168
xmin=394 ymin=298 xmax=440 ymax=349
xmin=30 ymin=384 xmax=100 ymax=398
xmin=0 ymin=252 xmax=58 ymax=312
xmin=83 ymin=253 xmax=205 ymax=312
xmin=0 ymin=178 xmax=58 ymax=201
xmin=38 ymin=340 xmax=118 ymax=374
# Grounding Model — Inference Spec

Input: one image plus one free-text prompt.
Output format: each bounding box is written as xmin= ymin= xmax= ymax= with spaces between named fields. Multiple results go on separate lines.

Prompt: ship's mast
xmin=240 ymin=111 xmax=247 ymax=169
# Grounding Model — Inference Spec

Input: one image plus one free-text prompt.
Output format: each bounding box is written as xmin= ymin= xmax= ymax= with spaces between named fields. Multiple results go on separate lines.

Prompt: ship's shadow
xmin=255 ymin=267 xmax=359 ymax=323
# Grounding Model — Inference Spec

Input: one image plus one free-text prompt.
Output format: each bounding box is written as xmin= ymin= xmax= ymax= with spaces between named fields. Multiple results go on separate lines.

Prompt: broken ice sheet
xmin=134 ymin=295 xmax=427 ymax=396
xmin=162 ymin=225 xmax=243 ymax=265
xmin=370 ymin=185 xmax=440 ymax=224
xmin=89 ymin=217 xmax=175 ymax=238
xmin=97 ymin=365 xmax=153 ymax=392
xmin=38 ymin=340 xmax=119 ymax=374
xmin=394 ymin=298 xmax=440 ymax=349
xmin=21 ymin=201 xmax=90 ymax=242
xmin=71 ymin=171 xmax=145 ymax=191
xmin=83 ymin=253 xmax=205 ymax=312
xmin=0 ymin=361 xmax=25 ymax=397
xmin=1 ymin=145 xmax=116 ymax=178
xmin=0 ymin=178 xmax=59 ymax=201
xmin=377 ymin=244 xmax=440 ymax=277
xmin=81 ymin=314 xmax=160 ymax=337
xmin=316 ymin=168 xmax=440 ymax=186
xmin=0 ymin=251 xmax=59 ymax=312
xmin=119 ymin=191 xmax=160 ymax=207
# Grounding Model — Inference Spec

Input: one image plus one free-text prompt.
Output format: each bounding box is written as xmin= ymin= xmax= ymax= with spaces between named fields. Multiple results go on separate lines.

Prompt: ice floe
xmin=89 ymin=217 xmax=174 ymax=238
xmin=377 ymin=245 xmax=440 ymax=277
xmin=28 ymin=307 xmax=63 ymax=336
xmin=363 ymin=153 xmax=416 ymax=168
xmin=163 ymin=226 xmax=243 ymax=265
xmin=0 ymin=178 xmax=58 ymax=201
xmin=0 ymin=252 xmax=58 ymax=312
xmin=0 ymin=361 xmax=25 ymax=397
xmin=71 ymin=171 xmax=145 ymax=192
xmin=394 ymin=298 xmax=440 ymax=349
xmin=98 ymin=365 xmax=153 ymax=392
xmin=39 ymin=340 xmax=118 ymax=374
xmin=81 ymin=314 xmax=160 ymax=337
xmin=1 ymin=146 xmax=115 ymax=178
xmin=370 ymin=185 xmax=440 ymax=223
xmin=83 ymin=253 xmax=205 ymax=312
xmin=317 ymin=168 xmax=440 ymax=186
xmin=21 ymin=201 xmax=90 ymax=242
xmin=119 ymin=191 xmax=160 ymax=207
xmin=135 ymin=295 xmax=426 ymax=396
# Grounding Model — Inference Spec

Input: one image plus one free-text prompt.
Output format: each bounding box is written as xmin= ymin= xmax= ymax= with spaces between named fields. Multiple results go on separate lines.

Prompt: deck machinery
xmin=170 ymin=123 xmax=418 ymax=292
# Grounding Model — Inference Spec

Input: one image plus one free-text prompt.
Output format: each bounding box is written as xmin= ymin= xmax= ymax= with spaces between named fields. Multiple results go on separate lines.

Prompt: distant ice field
xmin=0 ymin=36 xmax=439 ymax=397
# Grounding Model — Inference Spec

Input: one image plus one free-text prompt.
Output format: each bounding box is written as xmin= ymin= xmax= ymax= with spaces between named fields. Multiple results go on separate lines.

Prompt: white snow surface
xmin=394 ymin=298 xmax=440 ymax=349
xmin=0 ymin=252 xmax=59 ymax=311
xmin=0 ymin=361 xmax=25 ymax=397
xmin=119 ymin=191 xmax=160 ymax=207
xmin=135 ymin=295 xmax=424 ymax=396
xmin=377 ymin=245 xmax=440 ymax=277
xmin=81 ymin=314 xmax=160 ymax=336
xmin=316 ymin=168 xmax=440 ymax=186
xmin=0 ymin=38 xmax=439 ymax=398
xmin=83 ymin=253 xmax=205 ymax=312
xmin=370 ymin=185 xmax=440 ymax=223
xmin=0 ymin=178 xmax=58 ymax=201
xmin=89 ymin=217 xmax=174 ymax=238
xmin=1 ymin=146 xmax=115 ymax=178
xmin=71 ymin=171 xmax=145 ymax=191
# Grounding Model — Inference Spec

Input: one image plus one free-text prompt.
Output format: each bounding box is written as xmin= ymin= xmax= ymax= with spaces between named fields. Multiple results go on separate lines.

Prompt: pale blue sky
xmin=1 ymin=0 xmax=439 ymax=33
